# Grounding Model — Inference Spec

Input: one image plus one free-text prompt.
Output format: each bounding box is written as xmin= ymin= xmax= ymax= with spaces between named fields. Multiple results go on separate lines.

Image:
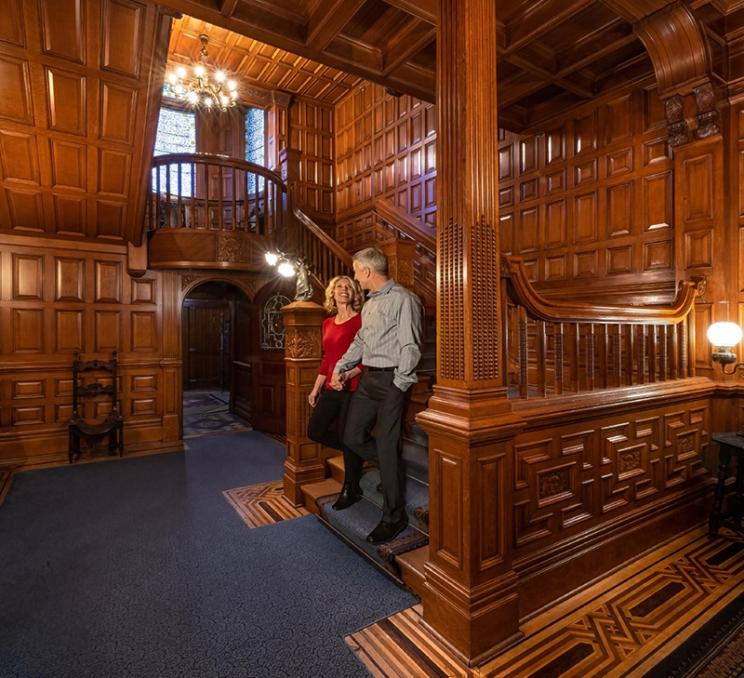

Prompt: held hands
xmin=330 ymin=371 xmax=348 ymax=391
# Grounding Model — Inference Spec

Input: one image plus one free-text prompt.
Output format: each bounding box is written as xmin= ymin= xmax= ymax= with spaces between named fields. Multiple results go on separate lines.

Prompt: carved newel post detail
xmin=415 ymin=0 xmax=523 ymax=665
xmin=281 ymin=300 xmax=326 ymax=505
xmin=382 ymin=238 xmax=416 ymax=290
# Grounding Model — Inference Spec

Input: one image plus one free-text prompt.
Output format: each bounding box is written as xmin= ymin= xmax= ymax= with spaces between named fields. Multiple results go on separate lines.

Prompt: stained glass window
xmin=261 ymin=293 xmax=291 ymax=350
xmin=153 ymin=107 xmax=196 ymax=197
xmin=244 ymin=107 xmax=266 ymax=194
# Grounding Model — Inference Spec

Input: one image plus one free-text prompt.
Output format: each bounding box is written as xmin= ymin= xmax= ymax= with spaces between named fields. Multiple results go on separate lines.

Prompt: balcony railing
xmin=148 ymin=153 xmax=287 ymax=239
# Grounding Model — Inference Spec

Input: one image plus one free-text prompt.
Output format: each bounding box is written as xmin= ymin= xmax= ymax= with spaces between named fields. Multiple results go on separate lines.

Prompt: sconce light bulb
xmin=278 ymin=261 xmax=295 ymax=278
xmin=707 ymin=321 xmax=743 ymax=348
xmin=265 ymin=252 xmax=279 ymax=266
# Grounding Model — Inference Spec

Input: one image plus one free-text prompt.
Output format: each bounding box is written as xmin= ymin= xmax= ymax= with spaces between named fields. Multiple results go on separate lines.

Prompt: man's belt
xmin=364 ymin=365 xmax=395 ymax=372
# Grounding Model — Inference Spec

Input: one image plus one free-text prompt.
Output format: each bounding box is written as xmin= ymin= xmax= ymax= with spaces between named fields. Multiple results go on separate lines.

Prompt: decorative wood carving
xmin=280 ymin=300 xmax=327 ymax=504
xmin=694 ymin=82 xmax=720 ymax=139
xmin=665 ymin=94 xmax=691 ymax=148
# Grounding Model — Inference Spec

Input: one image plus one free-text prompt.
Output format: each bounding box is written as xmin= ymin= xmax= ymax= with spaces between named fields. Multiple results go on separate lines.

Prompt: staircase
xmin=291 ymin=201 xmax=435 ymax=593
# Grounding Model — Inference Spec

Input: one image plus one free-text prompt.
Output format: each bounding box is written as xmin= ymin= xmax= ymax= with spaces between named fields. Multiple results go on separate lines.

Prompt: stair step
xmin=327 ymin=455 xmax=346 ymax=484
xmin=318 ymin=494 xmax=428 ymax=584
xmin=358 ymin=468 xmax=429 ymax=532
xmin=396 ymin=545 xmax=428 ymax=599
xmin=300 ymin=478 xmax=341 ymax=515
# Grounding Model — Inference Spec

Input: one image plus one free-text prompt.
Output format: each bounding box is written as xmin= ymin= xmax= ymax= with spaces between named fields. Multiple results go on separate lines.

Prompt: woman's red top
xmin=319 ymin=314 xmax=362 ymax=391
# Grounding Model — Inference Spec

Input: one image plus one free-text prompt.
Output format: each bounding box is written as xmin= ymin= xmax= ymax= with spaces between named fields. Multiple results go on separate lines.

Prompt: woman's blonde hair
xmin=324 ymin=275 xmax=363 ymax=314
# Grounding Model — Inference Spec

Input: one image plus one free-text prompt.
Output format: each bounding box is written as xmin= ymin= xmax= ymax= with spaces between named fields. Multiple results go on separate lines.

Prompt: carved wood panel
xmin=0 ymin=0 xmax=169 ymax=243
xmin=512 ymin=398 xmax=710 ymax=553
xmin=0 ymin=234 xmax=177 ymax=466
xmin=499 ymin=87 xmax=674 ymax=300
xmin=289 ymin=98 xmax=334 ymax=215
xmin=335 ymin=82 xmax=437 ymax=248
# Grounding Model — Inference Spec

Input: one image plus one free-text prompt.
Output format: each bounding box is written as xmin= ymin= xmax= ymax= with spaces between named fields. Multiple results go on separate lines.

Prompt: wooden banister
xmin=505 ymin=257 xmax=700 ymax=324
xmin=373 ymin=197 xmax=436 ymax=254
xmin=503 ymin=255 xmax=702 ymax=399
xmin=293 ymin=207 xmax=352 ymax=284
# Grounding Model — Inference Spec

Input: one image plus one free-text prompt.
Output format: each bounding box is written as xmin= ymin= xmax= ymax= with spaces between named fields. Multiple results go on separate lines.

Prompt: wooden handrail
xmin=293 ymin=208 xmax=353 ymax=269
xmin=373 ymin=198 xmax=436 ymax=253
xmin=504 ymin=256 xmax=700 ymax=324
xmin=152 ymin=153 xmax=286 ymax=189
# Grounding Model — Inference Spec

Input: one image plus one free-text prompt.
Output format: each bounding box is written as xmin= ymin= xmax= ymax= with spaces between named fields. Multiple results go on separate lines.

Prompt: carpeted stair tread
xmin=318 ymin=494 xmax=427 ymax=580
xmin=300 ymin=477 xmax=341 ymax=515
xmin=358 ymin=468 xmax=429 ymax=529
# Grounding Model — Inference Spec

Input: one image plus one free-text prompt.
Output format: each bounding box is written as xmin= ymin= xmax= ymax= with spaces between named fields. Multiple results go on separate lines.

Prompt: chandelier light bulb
xmin=164 ymin=35 xmax=238 ymax=111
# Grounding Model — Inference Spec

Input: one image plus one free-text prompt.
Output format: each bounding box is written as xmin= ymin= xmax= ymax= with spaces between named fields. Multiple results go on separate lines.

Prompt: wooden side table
xmin=709 ymin=433 xmax=744 ymax=537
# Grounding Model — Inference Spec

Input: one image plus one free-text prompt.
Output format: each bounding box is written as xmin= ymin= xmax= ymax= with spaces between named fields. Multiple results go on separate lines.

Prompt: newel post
xmin=382 ymin=238 xmax=416 ymax=290
xmin=416 ymin=0 xmax=523 ymax=665
xmin=281 ymin=300 xmax=327 ymax=505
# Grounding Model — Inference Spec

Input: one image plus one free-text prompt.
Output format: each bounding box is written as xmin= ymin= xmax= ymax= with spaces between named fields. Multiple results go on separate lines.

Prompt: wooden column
xmin=416 ymin=0 xmax=523 ymax=665
xmin=382 ymin=238 xmax=416 ymax=290
xmin=282 ymin=300 xmax=326 ymax=505
xmin=280 ymin=148 xmax=302 ymax=251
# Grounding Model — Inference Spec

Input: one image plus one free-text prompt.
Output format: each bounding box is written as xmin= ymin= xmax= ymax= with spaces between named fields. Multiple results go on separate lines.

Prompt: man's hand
xmin=330 ymin=371 xmax=347 ymax=390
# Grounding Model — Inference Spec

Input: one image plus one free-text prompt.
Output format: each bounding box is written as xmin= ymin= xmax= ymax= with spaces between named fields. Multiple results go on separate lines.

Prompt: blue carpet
xmin=0 ymin=431 xmax=416 ymax=678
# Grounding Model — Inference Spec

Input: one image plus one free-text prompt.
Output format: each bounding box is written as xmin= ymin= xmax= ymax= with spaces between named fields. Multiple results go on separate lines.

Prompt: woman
xmin=307 ymin=275 xmax=363 ymax=511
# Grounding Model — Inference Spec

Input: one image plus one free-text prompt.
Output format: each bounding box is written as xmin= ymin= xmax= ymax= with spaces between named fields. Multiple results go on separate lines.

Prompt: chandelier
xmin=165 ymin=34 xmax=239 ymax=111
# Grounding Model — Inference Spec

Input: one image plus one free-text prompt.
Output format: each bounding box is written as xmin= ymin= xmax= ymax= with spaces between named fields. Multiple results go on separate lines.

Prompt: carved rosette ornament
xmin=664 ymin=95 xmax=691 ymax=147
xmin=694 ymin=82 xmax=720 ymax=139
xmin=283 ymin=327 xmax=321 ymax=359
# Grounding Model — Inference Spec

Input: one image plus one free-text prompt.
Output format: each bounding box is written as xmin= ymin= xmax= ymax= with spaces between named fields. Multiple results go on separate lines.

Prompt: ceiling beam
xmin=505 ymin=53 xmax=595 ymax=99
xmin=383 ymin=0 xmax=437 ymax=24
xmin=382 ymin=23 xmax=436 ymax=75
xmin=503 ymin=0 xmax=596 ymax=55
xmin=220 ymin=0 xmax=239 ymax=18
xmin=306 ymin=0 xmax=367 ymax=50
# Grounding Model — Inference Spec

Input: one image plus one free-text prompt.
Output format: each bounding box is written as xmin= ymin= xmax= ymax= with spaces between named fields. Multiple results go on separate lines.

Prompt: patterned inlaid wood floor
xmin=346 ymin=527 xmax=744 ymax=677
xmin=0 ymin=468 xmax=13 ymax=506
xmin=223 ymin=480 xmax=309 ymax=528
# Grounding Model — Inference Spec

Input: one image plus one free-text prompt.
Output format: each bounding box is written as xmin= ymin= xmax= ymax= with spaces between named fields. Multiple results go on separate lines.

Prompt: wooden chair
xmin=68 ymin=351 xmax=124 ymax=463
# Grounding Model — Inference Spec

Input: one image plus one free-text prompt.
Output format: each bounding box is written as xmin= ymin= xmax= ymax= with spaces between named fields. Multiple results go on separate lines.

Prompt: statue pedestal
xmin=281 ymin=300 xmax=327 ymax=505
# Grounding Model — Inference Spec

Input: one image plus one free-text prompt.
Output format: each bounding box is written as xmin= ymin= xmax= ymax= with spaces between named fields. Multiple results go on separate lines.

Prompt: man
xmin=331 ymin=247 xmax=423 ymax=544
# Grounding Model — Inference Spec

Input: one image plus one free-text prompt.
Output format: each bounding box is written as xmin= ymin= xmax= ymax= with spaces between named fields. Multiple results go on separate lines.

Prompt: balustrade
xmin=148 ymin=153 xmax=286 ymax=239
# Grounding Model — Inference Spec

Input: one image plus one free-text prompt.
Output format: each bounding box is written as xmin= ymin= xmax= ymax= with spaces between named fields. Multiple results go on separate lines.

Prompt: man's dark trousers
xmin=343 ymin=369 xmax=406 ymax=523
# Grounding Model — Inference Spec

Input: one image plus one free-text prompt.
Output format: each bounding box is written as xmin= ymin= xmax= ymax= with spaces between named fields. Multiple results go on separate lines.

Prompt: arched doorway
xmin=181 ymin=281 xmax=252 ymax=438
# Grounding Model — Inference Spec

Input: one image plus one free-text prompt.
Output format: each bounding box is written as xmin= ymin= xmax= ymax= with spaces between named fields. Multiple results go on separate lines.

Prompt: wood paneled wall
xmin=288 ymin=98 xmax=334 ymax=216
xmin=0 ymin=233 xmax=181 ymax=466
xmin=0 ymin=0 xmax=170 ymax=245
xmin=334 ymin=83 xmax=437 ymax=249
xmin=499 ymin=87 xmax=675 ymax=301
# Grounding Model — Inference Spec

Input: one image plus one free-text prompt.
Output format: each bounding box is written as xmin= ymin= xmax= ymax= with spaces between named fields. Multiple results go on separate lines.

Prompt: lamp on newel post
xmin=265 ymin=249 xmax=326 ymax=504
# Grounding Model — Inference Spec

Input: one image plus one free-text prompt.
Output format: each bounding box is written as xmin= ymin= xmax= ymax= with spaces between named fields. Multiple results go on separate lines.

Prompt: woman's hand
xmin=308 ymin=390 xmax=320 ymax=407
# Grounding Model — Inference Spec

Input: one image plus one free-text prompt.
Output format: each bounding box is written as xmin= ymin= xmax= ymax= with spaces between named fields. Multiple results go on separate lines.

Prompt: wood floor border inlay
xmin=223 ymin=480 xmax=309 ymax=528
xmin=345 ymin=527 xmax=744 ymax=677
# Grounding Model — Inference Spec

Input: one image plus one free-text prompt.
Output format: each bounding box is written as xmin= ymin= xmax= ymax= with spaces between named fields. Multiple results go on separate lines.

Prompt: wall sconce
xmin=264 ymin=250 xmax=313 ymax=302
xmin=708 ymin=321 xmax=744 ymax=374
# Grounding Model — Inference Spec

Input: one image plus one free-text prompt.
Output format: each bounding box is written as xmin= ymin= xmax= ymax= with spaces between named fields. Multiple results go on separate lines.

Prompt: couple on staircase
xmin=307 ymin=247 xmax=423 ymax=545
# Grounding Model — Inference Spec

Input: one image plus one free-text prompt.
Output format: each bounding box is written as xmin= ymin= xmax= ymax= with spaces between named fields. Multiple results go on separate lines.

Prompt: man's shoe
xmin=366 ymin=516 xmax=408 ymax=544
xmin=332 ymin=485 xmax=362 ymax=511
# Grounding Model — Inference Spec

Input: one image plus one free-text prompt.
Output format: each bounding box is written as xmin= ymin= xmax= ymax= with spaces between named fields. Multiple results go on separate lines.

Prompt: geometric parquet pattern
xmin=345 ymin=526 xmax=744 ymax=677
xmin=223 ymin=480 xmax=309 ymax=528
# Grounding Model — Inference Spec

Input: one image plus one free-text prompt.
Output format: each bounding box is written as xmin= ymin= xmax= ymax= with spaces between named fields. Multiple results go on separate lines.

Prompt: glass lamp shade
xmin=707 ymin=322 xmax=743 ymax=348
xmin=278 ymin=261 xmax=295 ymax=278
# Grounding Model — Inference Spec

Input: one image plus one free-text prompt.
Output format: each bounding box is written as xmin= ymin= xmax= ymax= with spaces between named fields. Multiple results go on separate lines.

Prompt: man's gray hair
xmin=353 ymin=247 xmax=388 ymax=275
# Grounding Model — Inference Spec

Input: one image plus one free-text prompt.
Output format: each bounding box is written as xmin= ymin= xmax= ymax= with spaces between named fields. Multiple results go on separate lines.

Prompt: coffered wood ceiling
xmin=160 ymin=0 xmax=738 ymax=130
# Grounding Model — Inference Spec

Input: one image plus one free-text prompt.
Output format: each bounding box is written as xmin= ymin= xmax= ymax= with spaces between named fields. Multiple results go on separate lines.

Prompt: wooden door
xmin=182 ymin=298 xmax=231 ymax=390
